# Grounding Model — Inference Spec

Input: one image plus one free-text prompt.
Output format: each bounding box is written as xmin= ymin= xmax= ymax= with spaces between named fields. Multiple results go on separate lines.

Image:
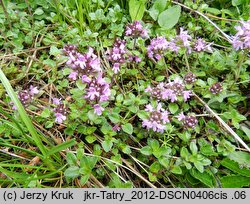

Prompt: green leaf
xmin=168 ymin=103 xmax=179 ymax=114
xmin=149 ymin=0 xmax=167 ymax=20
xmin=49 ymin=46 xmax=61 ymax=56
xmin=40 ymin=108 xmax=51 ymax=118
xmin=171 ymin=165 xmax=182 ymax=174
xmin=241 ymin=126 xmax=250 ymax=140
xmin=64 ymin=166 xmax=80 ymax=178
xmin=159 ymin=157 xmax=169 ymax=168
xmin=221 ymin=175 xmax=250 ymax=187
xmin=190 ymin=169 xmax=215 ymax=187
xmin=140 ymin=146 xmax=152 ymax=155
xmin=232 ymin=0 xmax=244 ymax=6
xmin=149 ymin=161 xmax=161 ymax=173
xmin=221 ymin=158 xmax=250 ymax=177
xmin=66 ymin=152 xmax=78 ymax=166
xmin=149 ymin=139 xmax=160 ymax=151
xmin=121 ymin=123 xmax=133 ymax=134
xmin=102 ymin=140 xmax=113 ymax=152
xmin=47 ymin=139 xmax=76 ymax=157
xmin=205 ymin=8 xmax=221 ymax=15
xmin=228 ymin=151 xmax=250 ymax=168
xmin=194 ymin=161 xmax=204 ymax=173
xmin=85 ymin=135 xmax=97 ymax=144
xmin=158 ymin=5 xmax=181 ymax=29
xmin=80 ymin=174 xmax=90 ymax=185
xmin=129 ymin=0 xmax=146 ymax=21
xmin=190 ymin=142 xmax=198 ymax=155
xmin=155 ymin=75 xmax=165 ymax=82
xmin=34 ymin=8 xmax=44 ymax=15
xmin=108 ymin=112 xmax=121 ymax=123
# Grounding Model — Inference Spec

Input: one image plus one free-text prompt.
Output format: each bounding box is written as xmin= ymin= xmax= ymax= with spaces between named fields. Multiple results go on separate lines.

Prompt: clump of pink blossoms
xmin=125 ymin=20 xmax=148 ymax=38
xmin=63 ymin=45 xmax=111 ymax=116
xmin=11 ymin=85 xmax=39 ymax=110
xmin=145 ymin=78 xmax=192 ymax=102
xmin=177 ymin=112 xmax=198 ymax=129
xmin=53 ymin=98 xmax=67 ymax=124
xmin=106 ymin=38 xmax=127 ymax=74
xmin=231 ymin=20 xmax=250 ymax=50
xmin=142 ymin=103 xmax=170 ymax=133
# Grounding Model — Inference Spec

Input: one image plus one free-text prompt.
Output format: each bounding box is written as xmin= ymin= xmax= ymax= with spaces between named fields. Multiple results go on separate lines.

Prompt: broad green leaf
xmin=40 ymin=108 xmax=51 ymax=118
xmin=190 ymin=142 xmax=198 ymax=155
xmin=155 ymin=75 xmax=165 ymax=82
xmin=102 ymin=140 xmax=113 ymax=152
xmin=140 ymin=146 xmax=152 ymax=155
xmin=159 ymin=157 xmax=169 ymax=168
xmin=171 ymin=165 xmax=182 ymax=174
xmin=149 ymin=0 xmax=167 ymax=20
xmin=190 ymin=169 xmax=215 ymax=187
xmin=158 ymin=5 xmax=181 ymax=29
xmin=85 ymin=135 xmax=97 ymax=144
xmin=194 ymin=161 xmax=204 ymax=173
xmin=221 ymin=175 xmax=250 ymax=187
xmin=66 ymin=152 xmax=78 ymax=166
xmin=108 ymin=112 xmax=121 ymax=123
xmin=34 ymin=8 xmax=44 ymax=15
xmin=221 ymin=158 xmax=250 ymax=177
xmin=64 ymin=166 xmax=80 ymax=178
xmin=169 ymin=103 xmax=179 ymax=114
xmin=80 ymin=174 xmax=90 ymax=185
xmin=149 ymin=161 xmax=161 ymax=173
xmin=228 ymin=151 xmax=250 ymax=168
xmin=241 ymin=125 xmax=250 ymax=140
xmin=232 ymin=0 xmax=244 ymax=6
xmin=122 ymin=123 xmax=133 ymax=134
xmin=49 ymin=46 xmax=61 ymax=56
xmin=129 ymin=0 xmax=146 ymax=21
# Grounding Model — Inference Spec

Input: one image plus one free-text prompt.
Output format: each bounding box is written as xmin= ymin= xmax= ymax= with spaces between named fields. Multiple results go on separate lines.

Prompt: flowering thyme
xmin=232 ymin=20 xmax=250 ymax=50
xmin=125 ymin=20 xmax=148 ymax=38
xmin=145 ymin=78 xmax=192 ymax=102
xmin=142 ymin=103 xmax=170 ymax=133
xmin=209 ymin=82 xmax=223 ymax=95
xmin=177 ymin=112 xmax=198 ymax=129
xmin=147 ymin=36 xmax=168 ymax=61
xmin=106 ymin=38 xmax=127 ymax=74
xmin=63 ymin=46 xmax=101 ymax=80
xmin=53 ymin=98 xmax=67 ymax=124
xmin=184 ymin=72 xmax=196 ymax=84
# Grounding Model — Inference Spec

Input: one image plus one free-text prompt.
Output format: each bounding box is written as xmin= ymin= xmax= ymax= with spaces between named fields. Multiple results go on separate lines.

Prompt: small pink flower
xmin=52 ymin=98 xmax=61 ymax=105
xmin=68 ymin=71 xmax=78 ymax=80
xmin=112 ymin=124 xmax=121 ymax=132
xmin=55 ymin=113 xmax=66 ymax=123
xmin=93 ymin=104 xmax=104 ymax=116
xmin=29 ymin=86 xmax=39 ymax=96
xmin=177 ymin=112 xmax=186 ymax=121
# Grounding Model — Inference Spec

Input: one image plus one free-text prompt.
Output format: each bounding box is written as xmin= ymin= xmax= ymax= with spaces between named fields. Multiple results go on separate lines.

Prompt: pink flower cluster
xmin=232 ymin=20 xmax=250 ymax=50
xmin=177 ymin=112 xmax=198 ymax=129
xmin=147 ymin=36 xmax=168 ymax=61
xmin=63 ymin=45 xmax=101 ymax=81
xmin=63 ymin=45 xmax=111 ymax=116
xmin=125 ymin=20 xmax=148 ymax=38
xmin=145 ymin=78 xmax=192 ymax=102
xmin=106 ymin=38 xmax=127 ymax=74
xmin=82 ymin=74 xmax=111 ymax=115
xmin=53 ymin=98 xmax=67 ymax=124
xmin=147 ymin=28 xmax=212 ymax=61
xmin=142 ymin=103 xmax=170 ymax=133
xmin=11 ymin=85 xmax=39 ymax=110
